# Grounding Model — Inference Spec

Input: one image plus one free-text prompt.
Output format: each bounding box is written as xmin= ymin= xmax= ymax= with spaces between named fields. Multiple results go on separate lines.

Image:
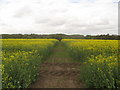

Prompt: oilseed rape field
xmin=62 ymin=39 xmax=119 ymax=88
xmin=1 ymin=39 xmax=58 ymax=88
xmin=0 ymin=39 xmax=119 ymax=88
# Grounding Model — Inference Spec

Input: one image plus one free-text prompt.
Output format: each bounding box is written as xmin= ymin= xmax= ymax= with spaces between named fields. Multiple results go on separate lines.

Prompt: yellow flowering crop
xmin=62 ymin=39 xmax=119 ymax=88
xmin=2 ymin=39 xmax=58 ymax=88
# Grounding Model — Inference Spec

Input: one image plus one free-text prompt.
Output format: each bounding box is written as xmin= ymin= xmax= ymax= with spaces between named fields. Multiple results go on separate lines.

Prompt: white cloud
xmin=0 ymin=0 xmax=118 ymax=35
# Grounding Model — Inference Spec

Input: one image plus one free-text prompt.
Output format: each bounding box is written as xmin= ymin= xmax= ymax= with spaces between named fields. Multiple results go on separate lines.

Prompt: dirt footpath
xmin=30 ymin=43 xmax=84 ymax=88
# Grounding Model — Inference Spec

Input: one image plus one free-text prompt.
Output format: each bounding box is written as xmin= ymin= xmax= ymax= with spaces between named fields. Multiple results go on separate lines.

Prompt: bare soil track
xmin=30 ymin=42 xmax=84 ymax=88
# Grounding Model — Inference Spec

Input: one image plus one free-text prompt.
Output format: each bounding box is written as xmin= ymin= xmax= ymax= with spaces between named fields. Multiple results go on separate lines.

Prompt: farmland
xmin=63 ymin=39 xmax=119 ymax=88
xmin=1 ymin=39 xmax=119 ymax=88
xmin=2 ymin=39 xmax=58 ymax=88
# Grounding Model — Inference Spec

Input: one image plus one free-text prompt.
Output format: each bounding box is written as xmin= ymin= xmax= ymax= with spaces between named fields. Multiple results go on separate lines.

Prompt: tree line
xmin=1 ymin=34 xmax=120 ymax=40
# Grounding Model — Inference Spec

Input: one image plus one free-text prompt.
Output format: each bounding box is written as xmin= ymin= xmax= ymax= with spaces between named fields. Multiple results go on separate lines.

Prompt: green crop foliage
xmin=1 ymin=39 xmax=58 ymax=88
xmin=62 ymin=39 xmax=119 ymax=88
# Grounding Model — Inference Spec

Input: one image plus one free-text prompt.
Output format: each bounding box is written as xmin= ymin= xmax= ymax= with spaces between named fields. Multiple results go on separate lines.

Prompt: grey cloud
xmin=35 ymin=16 xmax=67 ymax=26
xmin=0 ymin=19 xmax=6 ymax=26
xmin=48 ymin=19 xmax=66 ymax=26
xmin=34 ymin=15 xmax=117 ymax=35
xmin=0 ymin=23 xmax=6 ymax=26
xmin=14 ymin=6 xmax=32 ymax=18
xmin=0 ymin=0 xmax=118 ymax=35
xmin=69 ymin=0 xmax=81 ymax=3
xmin=95 ymin=19 xmax=109 ymax=25
xmin=35 ymin=18 xmax=50 ymax=24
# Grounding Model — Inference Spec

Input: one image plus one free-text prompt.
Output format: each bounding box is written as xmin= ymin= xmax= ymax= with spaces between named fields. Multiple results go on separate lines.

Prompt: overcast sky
xmin=0 ymin=0 xmax=119 ymax=35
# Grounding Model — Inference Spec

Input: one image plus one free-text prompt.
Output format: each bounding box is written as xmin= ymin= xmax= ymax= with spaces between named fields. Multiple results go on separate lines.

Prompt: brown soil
xmin=30 ymin=42 xmax=84 ymax=88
